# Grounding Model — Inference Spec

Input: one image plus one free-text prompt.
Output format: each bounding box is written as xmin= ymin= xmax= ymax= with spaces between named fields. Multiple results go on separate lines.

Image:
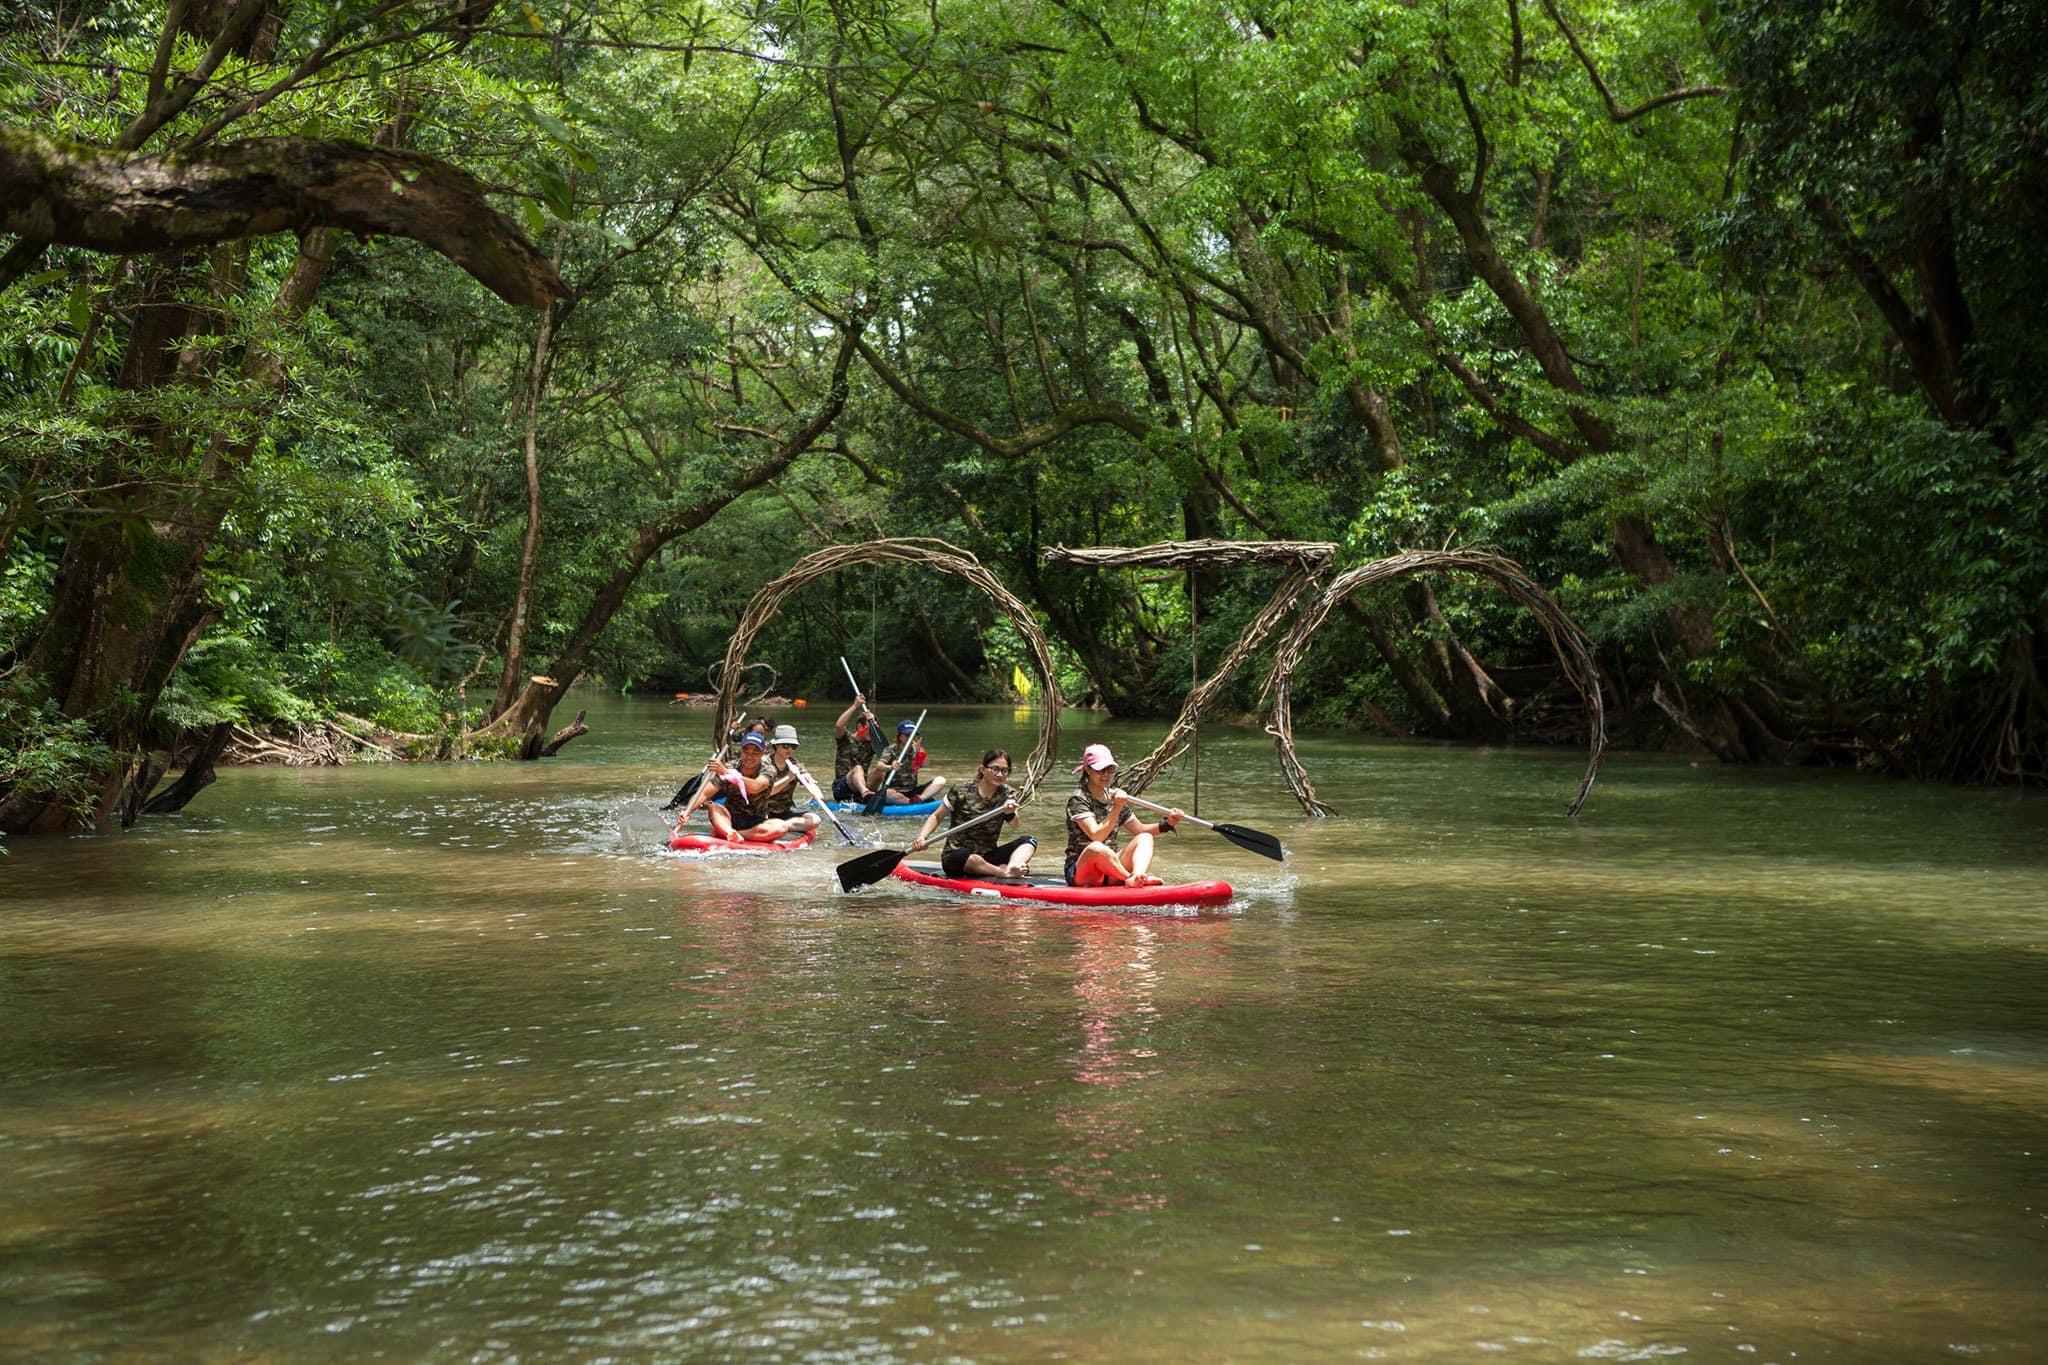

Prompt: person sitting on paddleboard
xmin=756 ymin=724 xmax=823 ymax=838
xmin=909 ymin=747 xmax=1036 ymax=878
xmin=674 ymin=713 xmax=775 ymax=826
xmin=706 ymin=732 xmax=803 ymax=843
xmin=869 ymin=718 xmax=946 ymax=805
xmin=831 ymin=695 xmax=880 ymax=802
xmin=1063 ymin=743 xmax=1182 ymax=888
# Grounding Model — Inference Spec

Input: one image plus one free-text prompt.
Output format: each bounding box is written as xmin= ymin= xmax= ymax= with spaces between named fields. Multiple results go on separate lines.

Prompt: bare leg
xmin=1075 ymin=842 xmax=1129 ymax=887
xmin=968 ymin=844 xmax=1036 ymax=878
xmin=743 ymin=818 xmax=788 ymax=842
xmin=707 ymin=803 xmax=738 ymax=839
xmin=1118 ymin=832 xmax=1162 ymax=887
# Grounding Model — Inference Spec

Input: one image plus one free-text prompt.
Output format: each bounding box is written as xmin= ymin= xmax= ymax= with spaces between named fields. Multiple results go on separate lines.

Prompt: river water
xmin=2 ymin=697 xmax=2044 ymax=1361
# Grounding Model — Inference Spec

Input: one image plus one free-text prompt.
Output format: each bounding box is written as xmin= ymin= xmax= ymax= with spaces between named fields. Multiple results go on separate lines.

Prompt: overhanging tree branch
xmin=1538 ymin=0 xmax=1727 ymax=124
xmin=0 ymin=127 xmax=566 ymax=308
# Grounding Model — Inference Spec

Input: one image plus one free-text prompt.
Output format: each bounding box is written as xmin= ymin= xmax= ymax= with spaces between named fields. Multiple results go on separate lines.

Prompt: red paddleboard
xmin=669 ymin=830 xmax=817 ymax=853
xmin=890 ymin=861 xmax=1231 ymax=907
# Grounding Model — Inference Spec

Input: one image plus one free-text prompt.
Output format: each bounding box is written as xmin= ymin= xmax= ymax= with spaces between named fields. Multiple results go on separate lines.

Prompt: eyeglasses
xmin=983 ymin=764 xmax=1010 ymax=774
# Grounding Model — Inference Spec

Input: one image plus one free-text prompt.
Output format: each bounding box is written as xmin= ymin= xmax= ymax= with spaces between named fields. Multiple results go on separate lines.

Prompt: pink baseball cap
xmin=1072 ymin=743 xmax=1117 ymax=773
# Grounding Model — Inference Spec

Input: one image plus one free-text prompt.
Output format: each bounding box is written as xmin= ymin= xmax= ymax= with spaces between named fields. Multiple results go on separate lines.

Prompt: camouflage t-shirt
xmin=1064 ymin=787 xmax=1119 ymax=866
xmin=877 ymin=741 xmax=927 ymax=793
xmin=834 ymin=727 xmax=877 ymax=783
xmin=723 ymin=758 xmax=770 ymax=810
xmin=942 ymin=783 xmax=1019 ymax=855
xmin=759 ymin=755 xmax=799 ymax=816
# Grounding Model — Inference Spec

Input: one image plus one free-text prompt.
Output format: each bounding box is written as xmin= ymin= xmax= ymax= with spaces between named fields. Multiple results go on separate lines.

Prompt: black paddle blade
xmin=1213 ymin=822 xmax=1287 ymax=861
xmin=862 ymin=792 xmax=887 ymax=816
xmin=837 ymin=847 xmax=906 ymax=892
xmin=661 ymin=772 xmax=704 ymax=811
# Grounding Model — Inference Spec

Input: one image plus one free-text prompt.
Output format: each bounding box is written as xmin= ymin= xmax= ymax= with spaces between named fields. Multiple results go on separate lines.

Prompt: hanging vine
xmin=1043 ymin=540 xmax=1338 ymax=794
xmin=1049 ymin=540 xmax=1606 ymax=817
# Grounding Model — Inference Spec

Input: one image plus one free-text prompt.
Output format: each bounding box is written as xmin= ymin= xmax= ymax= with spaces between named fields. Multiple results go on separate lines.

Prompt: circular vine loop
xmin=1261 ymin=548 xmax=1607 ymax=817
xmin=712 ymin=539 xmax=1065 ymax=802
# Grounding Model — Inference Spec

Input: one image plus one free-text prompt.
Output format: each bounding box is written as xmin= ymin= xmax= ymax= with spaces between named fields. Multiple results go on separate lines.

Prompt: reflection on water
xmin=3 ymin=696 xmax=2046 ymax=1360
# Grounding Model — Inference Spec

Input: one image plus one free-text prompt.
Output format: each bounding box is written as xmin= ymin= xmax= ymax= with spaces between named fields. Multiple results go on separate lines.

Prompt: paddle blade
xmin=862 ymin=791 xmax=886 ymax=816
xmin=837 ymin=847 xmax=906 ymax=892
xmin=661 ymin=773 xmax=704 ymax=811
xmin=1213 ymin=822 xmax=1287 ymax=861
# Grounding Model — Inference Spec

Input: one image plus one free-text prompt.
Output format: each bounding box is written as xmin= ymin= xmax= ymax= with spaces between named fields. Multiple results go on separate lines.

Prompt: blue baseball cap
xmin=897 ymin=719 xmax=917 ymax=733
xmin=740 ymin=732 xmax=766 ymax=749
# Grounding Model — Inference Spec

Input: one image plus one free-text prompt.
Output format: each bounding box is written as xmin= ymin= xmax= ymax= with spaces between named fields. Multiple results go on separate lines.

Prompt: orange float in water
xmin=792 ymin=698 xmax=807 ymax=707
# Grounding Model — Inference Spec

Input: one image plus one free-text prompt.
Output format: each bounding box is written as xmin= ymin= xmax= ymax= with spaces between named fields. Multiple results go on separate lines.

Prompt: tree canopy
xmin=4 ymin=0 xmax=2043 ymax=834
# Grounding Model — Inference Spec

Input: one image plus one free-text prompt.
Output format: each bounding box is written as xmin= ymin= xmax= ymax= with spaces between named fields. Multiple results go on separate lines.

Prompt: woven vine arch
xmin=711 ymin=539 xmax=1066 ymax=801
xmin=1264 ymin=548 xmax=1607 ymax=817
xmin=1043 ymin=540 xmax=1337 ymax=795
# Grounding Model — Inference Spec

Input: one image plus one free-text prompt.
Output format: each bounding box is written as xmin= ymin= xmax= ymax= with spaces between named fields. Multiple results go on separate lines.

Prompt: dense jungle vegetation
xmin=3 ymin=0 xmax=2044 ymax=835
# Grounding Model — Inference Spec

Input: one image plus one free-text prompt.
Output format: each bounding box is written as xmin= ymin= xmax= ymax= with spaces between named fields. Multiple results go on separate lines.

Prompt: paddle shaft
xmin=839 ymin=657 xmax=879 ymax=735
xmin=790 ymin=760 xmax=862 ymax=845
xmin=1116 ymin=791 xmax=1214 ymax=831
xmin=865 ymin=707 xmax=927 ymax=807
xmin=912 ymin=799 xmax=1012 ymax=847
xmin=1119 ymin=790 xmax=1285 ymax=861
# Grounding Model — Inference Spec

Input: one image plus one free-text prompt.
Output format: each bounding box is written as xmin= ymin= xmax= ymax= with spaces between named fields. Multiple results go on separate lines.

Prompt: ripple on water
xmin=2 ymin=701 xmax=2045 ymax=1360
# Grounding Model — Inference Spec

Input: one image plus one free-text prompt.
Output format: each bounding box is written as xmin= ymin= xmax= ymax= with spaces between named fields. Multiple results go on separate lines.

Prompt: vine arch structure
xmin=712 ymin=539 xmax=1067 ymax=801
xmin=1043 ymin=540 xmax=1336 ymax=796
xmin=1264 ymin=549 xmax=1607 ymax=817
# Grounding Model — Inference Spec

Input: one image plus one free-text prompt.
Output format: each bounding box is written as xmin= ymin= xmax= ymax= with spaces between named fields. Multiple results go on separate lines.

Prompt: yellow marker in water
xmin=1011 ymin=664 xmax=1033 ymax=698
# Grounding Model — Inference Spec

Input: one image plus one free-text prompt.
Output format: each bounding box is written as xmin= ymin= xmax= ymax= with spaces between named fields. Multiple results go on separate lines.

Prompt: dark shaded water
xmin=3 ymin=698 xmax=2045 ymax=1360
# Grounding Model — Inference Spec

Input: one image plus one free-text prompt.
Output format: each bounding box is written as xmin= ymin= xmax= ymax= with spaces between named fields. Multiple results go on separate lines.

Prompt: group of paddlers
xmin=674 ymin=692 xmax=1188 ymax=889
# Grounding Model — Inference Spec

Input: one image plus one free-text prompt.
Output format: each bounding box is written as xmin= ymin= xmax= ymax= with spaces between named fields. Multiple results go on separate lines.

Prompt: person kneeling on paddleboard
xmin=1064 ymin=744 xmax=1183 ymax=888
xmin=910 ymin=748 xmax=1036 ymax=878
xmin=869 ymin=718 xmax=946 ymax=805
xmin=832 ymin=695 xmax=880 ymax=802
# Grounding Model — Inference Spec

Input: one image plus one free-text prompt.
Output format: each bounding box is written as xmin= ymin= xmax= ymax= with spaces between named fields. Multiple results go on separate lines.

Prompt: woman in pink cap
xmin=1062 ymin=743 xmax=1184 ymax=888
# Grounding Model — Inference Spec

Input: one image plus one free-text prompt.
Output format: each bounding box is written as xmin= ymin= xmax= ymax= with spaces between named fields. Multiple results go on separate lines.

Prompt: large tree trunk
xmin=0 ymin=232 xmax=340 ymax=833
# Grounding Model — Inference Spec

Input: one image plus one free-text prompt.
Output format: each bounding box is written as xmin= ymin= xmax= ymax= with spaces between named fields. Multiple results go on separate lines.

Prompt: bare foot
xmin=1127 ymin=873 xmax=1164 ymax=888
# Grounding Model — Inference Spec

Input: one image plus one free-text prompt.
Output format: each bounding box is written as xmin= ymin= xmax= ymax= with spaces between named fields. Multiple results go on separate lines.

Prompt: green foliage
xmin=0 ymin=698 xmax=113 ymax=837
xmin=0 ymin=551 xmax=55 ymax=659
xmin=5 ymin=0 xmax=2045 ymax=827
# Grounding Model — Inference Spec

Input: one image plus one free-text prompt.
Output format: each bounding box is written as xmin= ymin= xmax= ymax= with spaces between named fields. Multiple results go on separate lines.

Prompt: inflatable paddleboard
xmin=669 ymin=830 xmax=817 ymax=853
xmin=826 ymin=799 xmax=943 ymax=818
xmin=891 ymin=861 xmax=1232 ymax=907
